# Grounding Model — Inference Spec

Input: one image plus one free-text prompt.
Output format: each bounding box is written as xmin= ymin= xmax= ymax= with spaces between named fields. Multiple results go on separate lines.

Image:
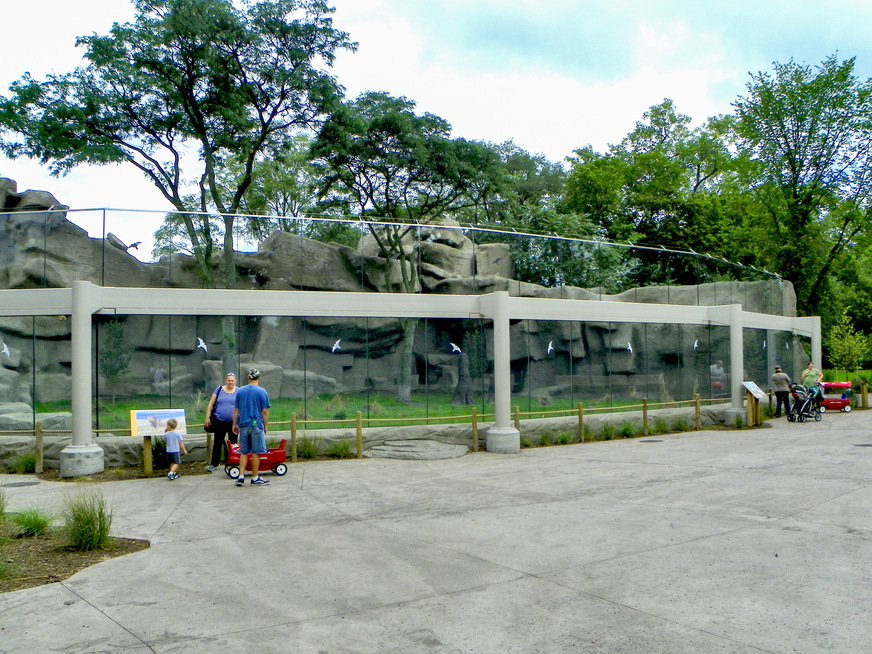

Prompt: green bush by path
xmin=64 ymin=490 xmax=114 ymax=551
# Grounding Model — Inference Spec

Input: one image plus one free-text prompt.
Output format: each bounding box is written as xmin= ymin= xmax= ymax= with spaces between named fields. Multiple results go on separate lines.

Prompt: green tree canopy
xmin=734 ymin=54 xmax=872 ymax=312
xmin=0 ymin=0 xmax=354 ymax=285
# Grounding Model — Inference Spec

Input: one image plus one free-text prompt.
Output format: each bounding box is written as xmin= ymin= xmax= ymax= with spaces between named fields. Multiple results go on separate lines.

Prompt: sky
xmin=2 ymin=0 xmax=872 ymax=251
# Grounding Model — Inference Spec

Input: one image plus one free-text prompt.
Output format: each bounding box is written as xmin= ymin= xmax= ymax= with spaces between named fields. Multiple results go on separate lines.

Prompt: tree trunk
xmin=397 ymin=318 xmax=417 ymax=403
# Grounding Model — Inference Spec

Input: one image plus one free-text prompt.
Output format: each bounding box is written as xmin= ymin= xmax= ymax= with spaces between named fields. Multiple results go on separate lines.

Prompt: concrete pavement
xmin=2 ymin=411 xmax=871 ymax=653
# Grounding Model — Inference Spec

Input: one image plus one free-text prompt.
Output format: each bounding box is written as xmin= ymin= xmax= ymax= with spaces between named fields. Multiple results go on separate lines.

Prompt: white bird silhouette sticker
xmin=197 ymin=337 xmax=207 ymax=352
xmin=693 ymin=339 xmax=699 ymax=350
xmin=785 ymin=342 xmax=790 ymax=350
xmin=626 ymin=341 xmax=633 ymax=354
xmin=762 ymin=340 xmax=767 ymax=349
xmin=547 ymin=340 xmax=554 ymax=355
xmin=450 ymin=342 xmax=462 ymax=353
xmin=332 ymin=339 xmax=342 ymax=353
xmin=1 ymin=342 xmax=9 ymax=357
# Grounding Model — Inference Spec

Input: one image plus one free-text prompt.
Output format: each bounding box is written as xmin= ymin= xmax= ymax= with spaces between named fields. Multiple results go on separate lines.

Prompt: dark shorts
xmin=167 ymin=451 xmax=182 ymax=464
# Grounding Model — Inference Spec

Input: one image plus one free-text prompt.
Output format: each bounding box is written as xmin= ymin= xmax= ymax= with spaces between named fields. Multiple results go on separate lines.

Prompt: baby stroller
xmin=787 ymin=384 xmax=823 ymax=423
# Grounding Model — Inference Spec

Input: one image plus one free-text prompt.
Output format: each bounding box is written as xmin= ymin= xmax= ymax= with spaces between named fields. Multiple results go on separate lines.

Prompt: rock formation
xmin=0 ymin=177 xmax=796 ymax=416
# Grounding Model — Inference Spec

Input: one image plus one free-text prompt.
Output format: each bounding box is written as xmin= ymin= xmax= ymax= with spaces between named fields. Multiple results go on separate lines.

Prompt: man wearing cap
xmin=232 ymin=369 xmax=271 ymax=486
xmin=771 ymin=365 xmax=792 ymax=418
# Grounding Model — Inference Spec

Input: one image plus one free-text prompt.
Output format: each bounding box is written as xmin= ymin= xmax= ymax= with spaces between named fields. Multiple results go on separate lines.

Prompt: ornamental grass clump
xmin=12 ymin=507 xmax=53 ymax=537
xmin=326 ymin=438 xmax=353 ymax=458
xmin=297 ymin=435 xmax=319 ymax=460
xmin=64 ymin=490 xmax=114 ymax=551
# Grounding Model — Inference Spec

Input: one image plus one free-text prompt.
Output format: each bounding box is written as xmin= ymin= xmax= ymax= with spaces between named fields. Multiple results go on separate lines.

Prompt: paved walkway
xmin=2 ymin=412 xmax=871 ymax=653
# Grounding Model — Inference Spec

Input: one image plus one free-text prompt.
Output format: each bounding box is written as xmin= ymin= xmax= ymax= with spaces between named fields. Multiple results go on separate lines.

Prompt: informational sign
xmin=129 ymin=409 xmax=187 ymax=437
xmin=742 ymin=381 xmax=767 ymax=400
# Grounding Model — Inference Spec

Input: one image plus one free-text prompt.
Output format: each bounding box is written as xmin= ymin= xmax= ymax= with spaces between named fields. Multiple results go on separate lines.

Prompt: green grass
xmin=296 ymin=435 xmax=319 ymax=459
xmin=651 ymin=417 xmax=670 ymax=435
xmin=554 ymin=430 xmax=575 ymax=445
xmin=325 ymin=439 xmax=354 ymax=458
xmin=619 ymin=421 xmax=638 ymax=439
xmin=9 ymin=452 xmax=36 ymax=474
xmin=600 ymin=423 xmax=615 ymax=441
xmin=63 ymin=490 xmax=114 ymax=551
xmin=0 ymin=488 xmax=7 ymax=521
xmin=11 ymin=507 xmax=53 ymax=537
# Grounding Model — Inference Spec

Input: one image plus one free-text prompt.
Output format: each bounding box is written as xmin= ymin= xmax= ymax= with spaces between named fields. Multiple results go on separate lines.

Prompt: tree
xmin=0 ymin=0 xmax=354 ymax=287
xmin=563 ymin=100 xmax=752 ymax=286
xmin=310 ymin=91 xmax=502 ymax=401
xmin=734 ymin=55 xmax=872 ymax=313
xmin=827 ymin=311 xmax=870 ymax=376
xmin=98 ymin=319 xmax=131 ymax=405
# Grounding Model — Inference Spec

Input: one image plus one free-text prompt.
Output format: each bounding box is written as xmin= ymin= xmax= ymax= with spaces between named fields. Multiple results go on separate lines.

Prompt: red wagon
xmin=819 ymin=382 xmax=853 ymax=413
xmin=224 ymin=439 xmax=288 ymax=477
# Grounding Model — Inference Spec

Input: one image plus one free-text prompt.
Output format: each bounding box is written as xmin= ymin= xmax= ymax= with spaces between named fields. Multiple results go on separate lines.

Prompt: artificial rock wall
xmin=0 ymin=177 xmax=796 ymax=415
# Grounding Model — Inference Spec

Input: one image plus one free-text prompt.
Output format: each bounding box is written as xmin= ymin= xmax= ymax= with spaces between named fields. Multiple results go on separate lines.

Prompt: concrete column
xmin=480 ymin=292 xmax=520 ymax=453
xmin=730 ymin=303 xmax=744 ymax=410
xmin=811 ymin=316 xmax=822 ymax=369
xmin=60 ymin=281 xmax=104 ymax=477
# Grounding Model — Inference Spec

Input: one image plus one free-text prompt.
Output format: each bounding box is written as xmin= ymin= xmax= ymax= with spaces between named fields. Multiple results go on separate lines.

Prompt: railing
xmin=16 ymin=387 xmax=868 ymax=471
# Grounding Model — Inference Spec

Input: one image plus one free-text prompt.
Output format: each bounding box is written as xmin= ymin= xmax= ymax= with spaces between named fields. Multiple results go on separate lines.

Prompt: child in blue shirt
xmin=164 ymin=418 xmax=187 ymax=480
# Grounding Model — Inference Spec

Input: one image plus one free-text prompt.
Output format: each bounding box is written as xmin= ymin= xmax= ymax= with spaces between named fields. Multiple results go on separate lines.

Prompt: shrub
xmin=555 ymin=431 xmax=575 ymax=445
xmin=265 ymin=435 xmax=282 ymax=449
xmin=652 ymin=417 xmax=670 ymax=435
xmin=297 ymin=435 xmax=319 ymax=459
xmin=520 ymin=436 xmax=533 ymax=448
xmin=12 ymin=507 xmax=53 ymax=537
xmin=583 ymin=426 xmax=594 ymax=442
xmin=11 ymin=452 xmax=36 ymax=474
xmin=672 ymin=417 xmax=690 ymax=432
xmin=734 ymin=413 xmax=745 ymax=429
xmin=0 ymin=488 xmax=7 ymax=521
xmin=600 ymin=423 xmax=615 ymax=441
xmin=326 ymin=439 xmax=353 ymax=458
xmin=64 ymin=490 xmax=114 ymax=551
xmin=539 ymin=432 xmax=552 ymax=447
xmin=619 ymin=421 xmax=638 ymax=439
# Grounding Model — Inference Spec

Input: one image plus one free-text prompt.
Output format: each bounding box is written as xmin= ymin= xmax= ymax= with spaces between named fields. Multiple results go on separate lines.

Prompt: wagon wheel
xmin=843 ymin=405 xmax=853 ymax=413
xmin=228 ymin=466 xmax=240 ymax=478
xmin=274 ymin=463 xmax=288 ymax=476
xmin=224 ymin=465 xmax=235 ymax=477
xmin=819 ymin=406 xmax=827 ymax=413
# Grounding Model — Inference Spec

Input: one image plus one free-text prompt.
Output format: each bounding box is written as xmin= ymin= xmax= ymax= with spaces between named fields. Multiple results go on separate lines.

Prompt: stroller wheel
xmin=799 ymin=413 xmax=807 ymax=422
xmin=787 ymin=414 xmax=796 ymax=422
xmin=814 ymin=411 xmax=822 ymax=422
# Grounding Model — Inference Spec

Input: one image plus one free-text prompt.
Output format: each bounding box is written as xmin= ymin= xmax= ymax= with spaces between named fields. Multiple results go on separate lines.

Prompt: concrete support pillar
xmin=729 ymin=303 xmax=744 ymax=410
xmin=60 ymin=281 xmax=104 ymax=477
xmin=811 ymin=316 xmax=822 ymax=369
xmin=481 ymin=292 xmax=520 ymax=453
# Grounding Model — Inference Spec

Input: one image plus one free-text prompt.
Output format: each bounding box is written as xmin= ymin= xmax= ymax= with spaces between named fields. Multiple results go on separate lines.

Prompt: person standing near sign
xmin=232 ymin=369 xmax=271 ymax=486
xmin=771 ymin=366 xmax=792 ymax=418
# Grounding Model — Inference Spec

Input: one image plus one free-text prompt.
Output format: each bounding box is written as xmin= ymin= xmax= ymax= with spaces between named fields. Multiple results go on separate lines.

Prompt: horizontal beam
xmin=0 ymin=285 xmax=818 ymax=336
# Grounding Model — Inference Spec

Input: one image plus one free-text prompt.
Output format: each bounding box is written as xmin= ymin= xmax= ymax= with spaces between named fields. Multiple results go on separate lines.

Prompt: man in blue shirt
xmin=232 ymin=369 xmax=271 ymax=486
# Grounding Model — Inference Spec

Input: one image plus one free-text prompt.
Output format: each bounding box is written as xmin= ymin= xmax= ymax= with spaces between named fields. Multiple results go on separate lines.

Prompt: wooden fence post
xmin=514 ymin=406 xmax=520 ymax=431
xmin=694 ymin=394 xmax=701 ymax=430
xmin=143 ymin=435 xmax=153 ymax=475
xmin=861 ymin=379 xmax=868 ymax=409
xmin=577 ymin=403 xmax=584 ymax=442
xmin=471 ymin=406 xmax=479 ymax=452
xmin=34 ymin=421 xmax=44 ymax=474
xmin=356 ymin=411 xmax=363 ymax=459
xmin=642 ymin=399 xmax=648 ymax=436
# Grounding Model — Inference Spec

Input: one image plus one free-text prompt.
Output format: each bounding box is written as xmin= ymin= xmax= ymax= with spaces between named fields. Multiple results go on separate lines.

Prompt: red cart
xmin=820 ymin=382 xmax=853 ymax=413
xmin=224 ymin=439 xmax=288 ymax=477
